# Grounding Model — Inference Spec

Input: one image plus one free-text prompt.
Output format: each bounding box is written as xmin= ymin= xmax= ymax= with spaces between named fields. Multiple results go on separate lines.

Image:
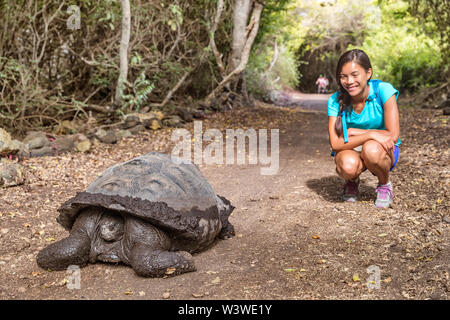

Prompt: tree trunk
xmin=230 ymin=0 xmax=253 ymax=71
xmin=114 ymin=0 xmax=131 ymax=108
xmin=204 ymin=1 xmax=264 ymax=106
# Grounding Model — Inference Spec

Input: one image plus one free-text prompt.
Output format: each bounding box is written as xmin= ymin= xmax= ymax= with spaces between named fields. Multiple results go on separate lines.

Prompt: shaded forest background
xmin=0 ymin=0 xmax=448 ymax=136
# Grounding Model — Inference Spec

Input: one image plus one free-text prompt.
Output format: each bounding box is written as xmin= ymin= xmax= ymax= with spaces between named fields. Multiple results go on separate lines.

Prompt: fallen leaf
xmin=378 ymin=233 xmax=388 ymax=237
xmin=192 ymin=293 xmax=204 ymax=298
xmin=165 ymin=267 xmax=176 ymax=275
xmin=352 ymin=274 xmax=360 ymax=282
xmin=124 ymin=290 xmax=133 ymax=296
xmin=162 ymin=292 xmax=170 ymax=299
xmin=211 ymin=277 xmax=221 ymax=284
xmin=382 ymin=277 xmax=392 ymax=283
xmin=312 ymin=235 xmax=320 ymax=239
xmin=206 ymin=271 xmax=219 ymax=275
xmin=284 ymin=268 xmax=297 ymax=272
xmin=138 ymin=291 xmax=146 ymax=296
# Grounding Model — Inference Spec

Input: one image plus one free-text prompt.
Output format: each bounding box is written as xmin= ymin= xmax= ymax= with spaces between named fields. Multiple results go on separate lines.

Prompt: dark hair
xmin=334 ymin=49 xmax=372 ymax=136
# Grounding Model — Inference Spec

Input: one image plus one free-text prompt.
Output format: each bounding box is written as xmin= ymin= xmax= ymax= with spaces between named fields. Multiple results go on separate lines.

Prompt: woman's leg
xmin=360 ymin=140 xmax=395 ymax=208
xmin=335 ymin=150 xmax=365 ymax=181
xmin=335 ymin=150 xmax=365 ymax=202
xmin=360 ymin=140 xmax=394 ymax=184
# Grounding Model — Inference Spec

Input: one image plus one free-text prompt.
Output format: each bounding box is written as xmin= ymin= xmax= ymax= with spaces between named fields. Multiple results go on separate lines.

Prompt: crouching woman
xmin=328 ymin=49 xmax=401 ymax=208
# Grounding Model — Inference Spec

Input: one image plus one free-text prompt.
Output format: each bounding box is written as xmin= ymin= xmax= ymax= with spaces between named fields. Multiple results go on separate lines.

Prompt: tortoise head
xmin=99 ymin=212 xmax=124 ymax=242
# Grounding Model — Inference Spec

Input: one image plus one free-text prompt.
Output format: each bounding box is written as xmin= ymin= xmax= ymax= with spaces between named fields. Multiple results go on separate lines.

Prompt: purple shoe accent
xmin=375 ymin=184 xmax=394 ymax=208
xmin=342 ymin=179 xmax=359 ymax=202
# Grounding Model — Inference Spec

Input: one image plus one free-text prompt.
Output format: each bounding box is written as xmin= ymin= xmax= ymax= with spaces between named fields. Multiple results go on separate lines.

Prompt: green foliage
xmin=245 ymin=42 xmax=299 ymax=99
xmin=120 ymin=72 xmax=155 ymax=114
xmin=406 ymin=0 xmax=450 ymax=67
xmin=351 ymin=0 xmax=443 ymax=91
xmin=246 ymin=0 xmax=303 ymax=97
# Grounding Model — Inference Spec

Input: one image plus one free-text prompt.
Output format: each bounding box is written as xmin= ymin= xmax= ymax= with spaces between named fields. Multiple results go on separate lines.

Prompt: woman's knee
xmin=336 ymin=153 xmax=361 ymax=177
xmin=361 ymin=140 xmax=385 ymax=164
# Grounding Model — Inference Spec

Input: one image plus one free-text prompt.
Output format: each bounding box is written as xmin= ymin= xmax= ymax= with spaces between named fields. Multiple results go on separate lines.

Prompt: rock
xmin=149 ymin=119 xmax=162 ymax=130
xmin=123 ymin=115 xmax=140 ymax=129
xmin=68 ymin=133 xmax=88 ymax=144
xmin=163 ymin=115 xmax=184 ymax=127
xmin=0 ymin=158 xmax=25 ymax=188
xmin=139 ymin=115 xmax=158 ymax=128
xmin=22 ymin=131 xmax=51 ymax=150
xmin=152 ymin=111 xmax=165 ymax=121
xmin=0 ymin=128 xmax=12 ymax=152
xmin=443 ymin=216 xmax=450 ymax=224
xmin=128 ymin=124 xmax=145 ymax=134
xmin=52 ymin=136 xmax=75 ymax=154
xmin=192 ymin=110 xmax=206 ymax=119
xmin=0 ymin=128 xmax=23 ymax=156
xmin=21 ymin=146 xmax=54 ymax=158
xmin=443 ymin=107 xmax=450 ymax=116
xmin=75 ymin=140 xmax=91 ymax=153
xmin=95 ymin=129 xmax=119 ymax=144
xmin=117 ymin=129 xmax=132 ymax=139
xmin=176 ymin=108 xmax=193 ymax=122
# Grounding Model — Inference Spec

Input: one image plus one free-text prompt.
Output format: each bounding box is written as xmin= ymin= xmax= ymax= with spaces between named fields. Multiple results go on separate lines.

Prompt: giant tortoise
xmin=37 ymin=152 xmax=235 ymax=277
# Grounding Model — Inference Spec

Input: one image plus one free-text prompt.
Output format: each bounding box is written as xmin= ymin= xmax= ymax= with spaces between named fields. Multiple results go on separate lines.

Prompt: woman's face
xmin=339 ymin=61 xmax=372 ymax=97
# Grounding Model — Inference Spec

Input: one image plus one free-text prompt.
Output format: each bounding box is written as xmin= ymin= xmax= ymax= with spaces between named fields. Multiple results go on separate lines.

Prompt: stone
xmin=149 ymin=119 xmax=162 ymax=130
xmin=52 ymin=136 xmax=75 ymax=154
xmin=22 ymin=132 xmax=51 ymax=150
xmin=0 ymin=158 xmax=24 ymax=188
xmin=176 ymin=108 xmax=193 ymax=122
xmin=443 ymin=107 xmax=450 ymax=116
xmin=75 ymin=140 xmax=91 ymax=153
xmin=0 ymin=128 xmax=12 ymax=151
xmin=0 ymin=128 xmax=23 ymax=156
xmin=128 ymin=124 xmax=145 ymax=134
xmin=117 ymin=130 xmax=132 ymax=138
xmin=123 ymin=115 xmax=140 ymax=129
xmin=95 ymin=129 xmax=119 ymax=144
xmin=163 ymin=115 xmax=184 ymax=127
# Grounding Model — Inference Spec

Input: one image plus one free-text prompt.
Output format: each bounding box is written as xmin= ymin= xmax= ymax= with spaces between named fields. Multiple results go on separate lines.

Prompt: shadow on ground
xmin=306 ymin=175 xmax=376 ymax=202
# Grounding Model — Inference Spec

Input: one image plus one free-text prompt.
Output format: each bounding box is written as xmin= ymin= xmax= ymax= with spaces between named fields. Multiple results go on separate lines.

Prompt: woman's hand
xmin=369 ymin=131 xmax=394 ymax=152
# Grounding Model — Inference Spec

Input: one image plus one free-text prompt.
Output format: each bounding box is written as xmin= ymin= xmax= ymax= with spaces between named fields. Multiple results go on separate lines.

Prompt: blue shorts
xmin=390 ymin=145 xmax=400 ymax=171
xmin=331 ymin=145 xmax=400 ymax=172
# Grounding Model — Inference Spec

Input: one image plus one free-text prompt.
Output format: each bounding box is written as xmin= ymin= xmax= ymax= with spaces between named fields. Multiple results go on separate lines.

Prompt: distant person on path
xmin=327 ymin=49 xmax=400 ymax=208
xmin=316 ymin=75 xmax=326 ymax=93
xmin=323 ymin=76 xmax=329 ymax=92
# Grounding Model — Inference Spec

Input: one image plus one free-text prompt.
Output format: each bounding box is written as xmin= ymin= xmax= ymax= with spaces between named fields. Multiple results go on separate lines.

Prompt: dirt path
xmin=0 ymin=97 xmax=448 ymax=300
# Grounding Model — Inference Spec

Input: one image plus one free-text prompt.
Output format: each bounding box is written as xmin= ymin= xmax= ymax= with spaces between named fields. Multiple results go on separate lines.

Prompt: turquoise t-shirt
xmin=327 ymin=80 xmax=401 ymax=146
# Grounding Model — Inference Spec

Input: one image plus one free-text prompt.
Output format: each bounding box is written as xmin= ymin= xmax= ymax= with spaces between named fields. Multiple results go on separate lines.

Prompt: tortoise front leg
xmin=36 ymin=234 xmax=91 ymax=271
xmin=36 ymin=208 xmax=101 ymax=271
xmin=130 ymin=244 xmax=196 ymax=277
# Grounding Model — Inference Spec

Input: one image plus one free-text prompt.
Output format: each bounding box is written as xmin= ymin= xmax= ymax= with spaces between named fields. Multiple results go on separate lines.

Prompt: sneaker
xmin=342 ymin=178 xmax=359 ymax=202
xmin=375 ymin=182 xmax=394 ymax=208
